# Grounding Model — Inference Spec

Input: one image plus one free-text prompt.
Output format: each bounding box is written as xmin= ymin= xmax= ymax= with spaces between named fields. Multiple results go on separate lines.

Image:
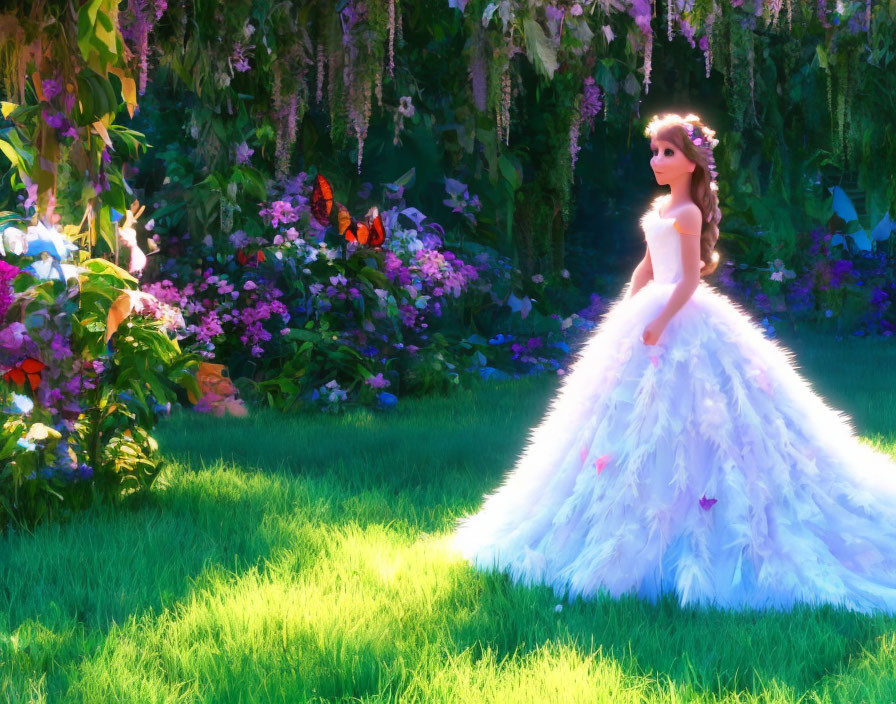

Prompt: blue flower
xmin=25 ymin=222 xmax=79 ymax=260
xmin=377 ymin=391 xmax=398 ymax=409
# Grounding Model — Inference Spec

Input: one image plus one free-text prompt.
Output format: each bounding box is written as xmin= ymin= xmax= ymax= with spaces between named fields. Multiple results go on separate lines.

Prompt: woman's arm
xmin=623 ymin=246 xmax=653 ymax=301
xmin=654 ymin=212 xmax=702 ymax=326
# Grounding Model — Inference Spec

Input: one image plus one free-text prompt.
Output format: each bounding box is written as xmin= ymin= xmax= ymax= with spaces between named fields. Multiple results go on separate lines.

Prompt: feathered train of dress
xmin=450 ymin=194 xmax=896 ymax=616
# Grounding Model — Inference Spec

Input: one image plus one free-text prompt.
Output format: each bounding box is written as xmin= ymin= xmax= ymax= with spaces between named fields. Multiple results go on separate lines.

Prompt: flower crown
xmin=681 ymin=122 xmax=719 ymax=181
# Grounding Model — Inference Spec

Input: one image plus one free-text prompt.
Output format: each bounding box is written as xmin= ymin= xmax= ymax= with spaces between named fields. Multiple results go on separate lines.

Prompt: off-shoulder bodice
xmin=640 ymin=195 xmax=684 ymax=285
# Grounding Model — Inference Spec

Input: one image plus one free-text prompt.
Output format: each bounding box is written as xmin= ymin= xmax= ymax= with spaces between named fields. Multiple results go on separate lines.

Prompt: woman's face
xmin=649 ymin=136 xmax=695 ymax=186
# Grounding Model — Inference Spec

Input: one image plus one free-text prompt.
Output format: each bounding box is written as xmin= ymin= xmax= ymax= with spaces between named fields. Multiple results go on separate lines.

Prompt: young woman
xmin=450 ymin=112 xmax=896 ymax=616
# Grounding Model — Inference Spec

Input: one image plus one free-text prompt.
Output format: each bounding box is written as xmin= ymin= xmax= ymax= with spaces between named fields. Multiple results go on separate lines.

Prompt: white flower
xmin=2 ymin=227 xmax=27 ymax=256
xmin=398 ymin=95 xmax=415 ymax=118
xmin=560 ymin=268 xmax=570 ymax=279
xmin=531 ymin=273 xmax=544 ymax=284
xmin=769 ymin=271 xmax=784 ymax=282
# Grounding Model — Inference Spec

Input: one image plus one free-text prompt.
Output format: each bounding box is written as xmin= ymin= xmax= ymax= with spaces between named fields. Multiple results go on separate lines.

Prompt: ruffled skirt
xmin=450 ymin=280 xmax=896 ymax=615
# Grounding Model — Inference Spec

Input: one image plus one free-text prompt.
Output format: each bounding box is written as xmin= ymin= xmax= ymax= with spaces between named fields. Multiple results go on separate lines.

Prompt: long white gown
xmin=450 ymin=194 xmax=896 ymax=615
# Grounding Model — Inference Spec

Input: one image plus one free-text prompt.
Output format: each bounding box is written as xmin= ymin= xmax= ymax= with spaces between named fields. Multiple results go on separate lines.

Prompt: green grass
xmin=2 ymin=329 xmax=896 ymax=702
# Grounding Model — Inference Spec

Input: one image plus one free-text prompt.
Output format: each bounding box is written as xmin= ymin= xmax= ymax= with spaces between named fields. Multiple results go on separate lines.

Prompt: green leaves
xmin=523 ymin=19 xmax=559 ymax=80
xmin=77 ymin=0 xmax=124 ymax=66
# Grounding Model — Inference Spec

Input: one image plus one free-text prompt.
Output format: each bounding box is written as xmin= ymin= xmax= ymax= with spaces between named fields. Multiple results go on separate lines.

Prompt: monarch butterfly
xmin=3 ymin=357 xmax=45 ymax=391
xmin=311 ymin=173 xmax=334 ymax=228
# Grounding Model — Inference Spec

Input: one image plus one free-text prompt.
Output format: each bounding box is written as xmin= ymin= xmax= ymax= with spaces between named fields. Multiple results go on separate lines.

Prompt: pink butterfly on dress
xmin=699 ymin=494 xmax=717 ymax=510
xmin=580 ymin=445 xmax=588 ymax=464
xmin=649 ymin=354 xmax=659 ymax=368
xmin=595 ymin=454 xmax=611 ymax=475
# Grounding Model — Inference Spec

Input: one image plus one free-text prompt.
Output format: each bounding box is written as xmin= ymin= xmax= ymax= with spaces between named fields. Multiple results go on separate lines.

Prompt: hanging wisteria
xmin=2 ymin=0 xmax=887 ymax=213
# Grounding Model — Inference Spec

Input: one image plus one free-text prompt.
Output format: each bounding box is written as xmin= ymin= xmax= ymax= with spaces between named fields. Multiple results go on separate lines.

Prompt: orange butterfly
xmin=311 ymin=172 xmax=386 ymax=248
xmin=3 ymin=357 xmax=46 ymax=391
xmin=337 ymin=204 xmax=386 ymax=247
xmin=236 ymin=249 xmax=265 ymax=265
xmin=311 ymin=173 xmax=334 ymax=227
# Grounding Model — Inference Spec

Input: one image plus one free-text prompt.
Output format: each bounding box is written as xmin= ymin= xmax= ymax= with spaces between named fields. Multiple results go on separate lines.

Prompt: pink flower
xmin=259 ymin=200 xmax=299 ymax=228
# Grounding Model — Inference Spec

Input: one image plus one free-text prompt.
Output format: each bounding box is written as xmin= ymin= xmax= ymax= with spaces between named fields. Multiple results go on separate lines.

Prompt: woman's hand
xmin=642 ymin=317 xmax=666 ymax=346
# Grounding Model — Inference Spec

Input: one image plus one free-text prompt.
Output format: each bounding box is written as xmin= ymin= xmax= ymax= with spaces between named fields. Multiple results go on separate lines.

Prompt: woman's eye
xmin=664 ymin=148 xmax=674 ymax=157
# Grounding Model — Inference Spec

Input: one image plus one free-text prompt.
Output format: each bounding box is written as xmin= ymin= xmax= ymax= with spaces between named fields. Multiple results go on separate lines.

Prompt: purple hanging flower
xmin=0 ymin=260 xmax=21 ymax=319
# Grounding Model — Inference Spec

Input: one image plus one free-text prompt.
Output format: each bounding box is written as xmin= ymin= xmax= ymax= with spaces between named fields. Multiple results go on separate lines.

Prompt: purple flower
xmin=235 ymin=141 xmax=254 ymax=165
xmin=678 ymin=18 xmax=696 ymax=48
xmin=259 ymin=200 xmax=299 ymax=228
xmin=42 ymin=110 xmax=68 ymax=130
xmin=580 ymin=77 xmax=603 ymax=131
xmin=829 ymin=258 xmax=854 ymax=287
xmin=364 ymin=372 xmax=391 ymax=389
xmin=42 ymin=78 xmax=63 ymax=101
xmin=699 ymin=495 xmax=718 ymax=510
xmin=628 ymin=0 xmax=652 ymax=34
xmin=229 ymin=230 xmax=249 ymax=248
xmin=233 ymin=51 xmax=251 ymax=73
xmin=0 ymin=260 xmax=21 ymax=318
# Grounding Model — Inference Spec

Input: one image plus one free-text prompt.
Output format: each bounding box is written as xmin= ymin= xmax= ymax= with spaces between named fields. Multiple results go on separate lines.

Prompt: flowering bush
xmin=0 ymin=217 xmax=198 ymax=530
xmin=717 ymin=225 xmax=895 ymax=339
xmin=139 ymin=172 xmax=607 ymax=412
